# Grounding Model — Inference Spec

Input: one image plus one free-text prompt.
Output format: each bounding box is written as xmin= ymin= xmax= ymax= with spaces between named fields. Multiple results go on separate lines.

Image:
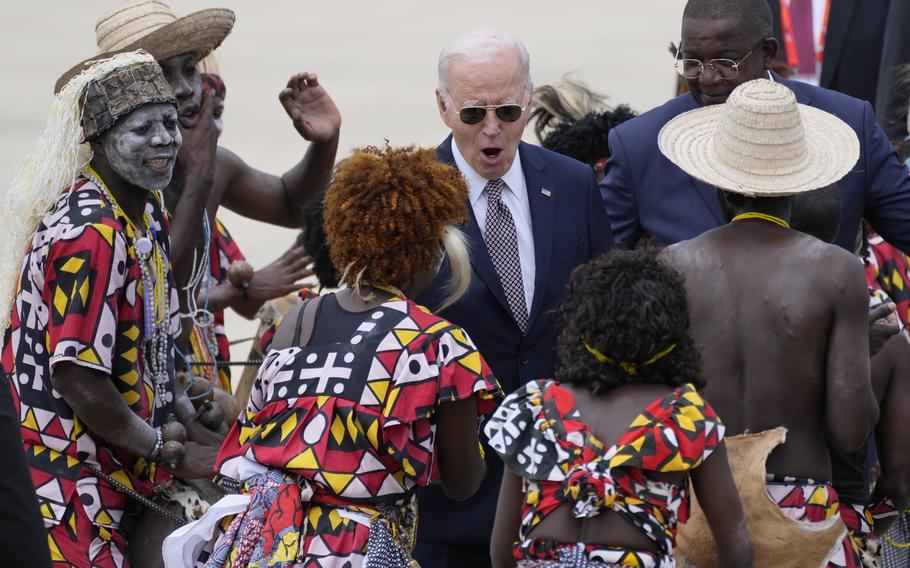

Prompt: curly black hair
xmin=296 ymin=191 xmax=339 ymax=288
xmin=554 ymin=248 xmax=704 ymax=392
xmin=541 ymin=106 xmax=637 ymax=166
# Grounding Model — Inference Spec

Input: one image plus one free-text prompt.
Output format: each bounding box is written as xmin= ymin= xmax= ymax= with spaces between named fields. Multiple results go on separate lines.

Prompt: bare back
xmin=660 ymin=223 xmax=874 ymax=481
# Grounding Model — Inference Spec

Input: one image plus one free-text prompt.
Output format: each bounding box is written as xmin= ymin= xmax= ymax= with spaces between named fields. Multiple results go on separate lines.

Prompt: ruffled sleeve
xmin=483 ymin=379 xmax=571 ymax=482
xmin=379 ymin=321 xmax=502 ymax=487
xmin=609 ymin=384 xmax=725 ymax=473
xmin=382 ymin=323 xmax=502 ymax=427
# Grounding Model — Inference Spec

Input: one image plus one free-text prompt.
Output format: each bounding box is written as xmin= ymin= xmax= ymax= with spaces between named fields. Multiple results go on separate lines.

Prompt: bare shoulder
xmin=658 ymin=232 xmax=716 ymax=271
xmin=798 ymin=235 xmax=866 ymax=295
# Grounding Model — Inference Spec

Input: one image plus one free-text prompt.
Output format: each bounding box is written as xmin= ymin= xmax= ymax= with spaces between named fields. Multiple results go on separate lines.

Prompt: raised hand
xmin=176 ymin=89 xmax=219 ymax=179
xmin=278 ymin=72 xmax=341 ymax=144
xmin=247 ymin=244 xmax=316 ymax=303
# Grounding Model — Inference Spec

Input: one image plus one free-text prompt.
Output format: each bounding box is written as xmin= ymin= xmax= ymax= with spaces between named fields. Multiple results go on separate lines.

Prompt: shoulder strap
xmin=292 ymin=295 xmax=324 ymax=347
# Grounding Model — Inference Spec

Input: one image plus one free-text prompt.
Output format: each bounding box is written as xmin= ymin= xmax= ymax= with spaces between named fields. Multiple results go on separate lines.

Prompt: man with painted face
xmin=601 ymin=0 xmax=910 ymax=256
xmin=0 ymin=51 xmax=222 ymax=566
xmin=414 ymin=29 xmax=614 ymax=568
xmin=58 ymin=0 xmax=339 ymax=299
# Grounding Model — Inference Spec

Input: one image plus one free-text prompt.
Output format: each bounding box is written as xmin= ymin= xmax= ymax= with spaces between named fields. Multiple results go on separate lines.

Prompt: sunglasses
xmin=458 ymin=104 xmax=525 ymax=125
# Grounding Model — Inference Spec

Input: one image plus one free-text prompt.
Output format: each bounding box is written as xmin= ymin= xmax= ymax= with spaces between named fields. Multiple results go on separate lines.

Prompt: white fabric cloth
xmin=161 ymin=494 xmax=251 ymax=568
xmin=451 ymin=140 xmax=535 ymax=312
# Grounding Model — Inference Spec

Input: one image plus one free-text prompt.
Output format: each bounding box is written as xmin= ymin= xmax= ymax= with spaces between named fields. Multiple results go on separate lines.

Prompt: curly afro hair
xmin=541 ymin=106 xmax=637 ymax=166
xmin=555 ymin=248 xmax=704 ymax=392
xmin=324 ymin=145 xmax=469 ymax=290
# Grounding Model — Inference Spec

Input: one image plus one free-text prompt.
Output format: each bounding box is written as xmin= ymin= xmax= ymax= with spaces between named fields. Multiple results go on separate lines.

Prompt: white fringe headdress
xmin=0 ymin=50 xmax=158 ymax=333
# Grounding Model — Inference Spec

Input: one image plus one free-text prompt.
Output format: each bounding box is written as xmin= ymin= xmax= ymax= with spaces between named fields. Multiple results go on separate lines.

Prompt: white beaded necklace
xmin=84 ymin=167 xmax=172 ymax=407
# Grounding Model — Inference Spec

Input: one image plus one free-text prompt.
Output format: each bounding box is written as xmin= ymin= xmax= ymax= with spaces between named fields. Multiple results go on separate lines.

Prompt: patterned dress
xmin=1 ymin=177 xmax=178 ymax=567
xmin=174 ymin=295 xmax=502 ymax=567
xmin=483 ymin=380 xmax=724 ymax=568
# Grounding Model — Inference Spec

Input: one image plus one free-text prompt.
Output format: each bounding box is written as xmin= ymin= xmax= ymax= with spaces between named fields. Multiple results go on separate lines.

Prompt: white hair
xmin=437 ymin=29 xmax=532 ymax=103
xmin=0 ymin=50 xmax=157 ymax=333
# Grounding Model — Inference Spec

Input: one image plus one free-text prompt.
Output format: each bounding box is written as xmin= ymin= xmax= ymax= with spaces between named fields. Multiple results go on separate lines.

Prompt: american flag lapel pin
xmin=541 ymin=188 xmax=551 ymax=197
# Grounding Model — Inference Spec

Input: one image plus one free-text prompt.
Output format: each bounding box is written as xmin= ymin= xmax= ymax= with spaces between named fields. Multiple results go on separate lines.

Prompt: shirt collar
xmin=451 ymin=139 xmax=524 ymax=206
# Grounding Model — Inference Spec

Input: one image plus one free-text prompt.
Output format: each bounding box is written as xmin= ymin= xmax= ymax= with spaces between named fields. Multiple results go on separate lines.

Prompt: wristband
xmin=147 ymin=427 xmax=164 ymax=462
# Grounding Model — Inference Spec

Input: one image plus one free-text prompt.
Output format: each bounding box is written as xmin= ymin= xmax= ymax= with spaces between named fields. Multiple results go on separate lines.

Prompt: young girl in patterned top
xmin=485 ymin=249 xmax=754 ymax=567
xmin=165 ymin=146 xmax=503 ymax=567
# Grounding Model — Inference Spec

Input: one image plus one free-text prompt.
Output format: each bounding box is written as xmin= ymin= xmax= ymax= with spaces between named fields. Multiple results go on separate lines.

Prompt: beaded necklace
xmin=84 ymin=167 xmax=172 ymax=400
xmin=731 ymin=212 xmax=791 ymax=229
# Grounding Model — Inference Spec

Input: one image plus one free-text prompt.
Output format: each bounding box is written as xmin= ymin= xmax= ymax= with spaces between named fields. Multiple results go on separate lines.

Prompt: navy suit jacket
xmin=601 ymin=74 xmax=910 ymax=253
xmin=415 ymin=137 xmax=613 ymax=545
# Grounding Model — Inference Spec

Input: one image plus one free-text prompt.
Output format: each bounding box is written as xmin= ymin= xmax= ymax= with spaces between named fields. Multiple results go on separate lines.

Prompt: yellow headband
xmin=581 ymin=337 xmax=677 ymax=376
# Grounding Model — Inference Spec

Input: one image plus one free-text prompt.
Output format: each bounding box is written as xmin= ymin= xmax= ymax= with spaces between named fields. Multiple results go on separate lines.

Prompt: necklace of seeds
xmin=84 ymin=167 xmax=171 ymax=402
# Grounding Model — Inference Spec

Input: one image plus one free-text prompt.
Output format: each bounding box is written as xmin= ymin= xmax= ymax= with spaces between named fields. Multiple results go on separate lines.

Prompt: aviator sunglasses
xmin=458 ymin=103 xmax=525 ymax=125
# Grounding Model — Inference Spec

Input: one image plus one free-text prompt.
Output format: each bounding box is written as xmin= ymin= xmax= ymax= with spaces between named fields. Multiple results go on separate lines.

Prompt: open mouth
xmin=481 ymin=147 xmax=502 ymax=160
xmin=144 ymin=157 xmax=173 ymax=171
xmin=179 ymin=105 xmax=200 ymax=127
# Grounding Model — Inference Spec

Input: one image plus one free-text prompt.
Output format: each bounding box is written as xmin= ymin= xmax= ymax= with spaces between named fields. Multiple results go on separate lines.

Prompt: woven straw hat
xmin=659 ymin=79 xmax=859 ymax=197
xmin=55 ymin=0 xmax=234 ymax=93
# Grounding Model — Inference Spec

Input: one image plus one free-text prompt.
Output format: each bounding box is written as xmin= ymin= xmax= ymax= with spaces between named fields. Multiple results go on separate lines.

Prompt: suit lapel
xmin=437 ymin=136 xmax=513 ymax=317
xmin=521 ymin=143 xmax=555 ymax=331
xmin=820 ymin=0 xmax=860 ymax=87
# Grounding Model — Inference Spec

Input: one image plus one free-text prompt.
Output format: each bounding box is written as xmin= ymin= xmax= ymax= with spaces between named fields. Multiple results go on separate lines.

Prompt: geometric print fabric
xmin=0 ymin=177 xmax=176 ymax=550
xmin=210 ymin=295 xmax=502 ymax=565
xmin=483 ymin=380 xmax=724 ymax=563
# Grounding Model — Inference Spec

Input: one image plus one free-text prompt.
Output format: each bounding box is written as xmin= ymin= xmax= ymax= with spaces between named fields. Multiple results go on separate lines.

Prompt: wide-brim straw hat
xmin=659 ymin=79 xmax=860 ymax=197
xmin=55 ymin=0 xmax=235 ymax=93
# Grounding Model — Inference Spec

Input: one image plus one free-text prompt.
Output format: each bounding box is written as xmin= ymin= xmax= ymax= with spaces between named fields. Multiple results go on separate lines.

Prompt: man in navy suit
xmin=602 ymin=0 xmax=910 ymax=253
xmin=413 ymin=29 xmax=613 ymax=567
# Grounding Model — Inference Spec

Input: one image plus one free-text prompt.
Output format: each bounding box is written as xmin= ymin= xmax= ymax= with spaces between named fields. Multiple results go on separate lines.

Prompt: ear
xmin=436 ymin=89 xmax=453 ymax=129
xmin=762 ymin=37 xmax=779 ymax=69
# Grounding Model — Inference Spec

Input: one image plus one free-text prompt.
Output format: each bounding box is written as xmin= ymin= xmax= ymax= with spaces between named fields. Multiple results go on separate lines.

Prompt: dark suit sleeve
xmin=600 ymin=128 xmax=641 ymax=247
xmin=874 ymin=0 xmax=910 ymax=140
xmin=862 ymin=99 xmax=910 ymax=254
xmin=586 ymin=169 xmax=613 ymax=255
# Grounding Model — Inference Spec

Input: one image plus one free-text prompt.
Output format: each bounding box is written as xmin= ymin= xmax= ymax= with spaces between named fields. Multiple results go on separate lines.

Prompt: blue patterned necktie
xmin=483 ymin=178 xmax=528 ymax=332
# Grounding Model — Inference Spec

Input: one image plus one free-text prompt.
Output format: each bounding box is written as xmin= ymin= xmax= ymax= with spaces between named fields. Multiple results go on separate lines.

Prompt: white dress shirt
xmin=451 ymin=140 xmax=535 ymax=312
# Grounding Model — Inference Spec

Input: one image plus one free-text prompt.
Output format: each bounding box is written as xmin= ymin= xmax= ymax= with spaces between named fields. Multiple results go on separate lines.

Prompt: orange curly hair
xmin=324 ymin=145 xmax=469 ymax=290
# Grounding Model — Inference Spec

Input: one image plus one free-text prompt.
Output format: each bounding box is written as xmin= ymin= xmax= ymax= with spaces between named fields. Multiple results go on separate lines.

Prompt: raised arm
xmin=825 ymin=253 xmax=879 ymax=452
xmin=219 ymin=72 xmax=340 ymax=228
xmin=600 ymin=129 xmax=641 ymax=248
xmin=168 ymin=90 xmax=219 ymax=288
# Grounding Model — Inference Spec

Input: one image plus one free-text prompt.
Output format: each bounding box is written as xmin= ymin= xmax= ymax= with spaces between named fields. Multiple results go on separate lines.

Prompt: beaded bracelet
xmin=147 ymin=427 xmax=164 ymax=462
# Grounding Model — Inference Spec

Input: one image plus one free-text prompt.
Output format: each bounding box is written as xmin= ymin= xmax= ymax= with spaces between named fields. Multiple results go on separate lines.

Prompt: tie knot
xmin=484 ymin=178 xmax=506 ymax=202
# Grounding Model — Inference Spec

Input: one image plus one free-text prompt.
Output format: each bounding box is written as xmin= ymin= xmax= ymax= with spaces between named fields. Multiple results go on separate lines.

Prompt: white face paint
xmin=101 ymin=103 xmax=182 ymax=191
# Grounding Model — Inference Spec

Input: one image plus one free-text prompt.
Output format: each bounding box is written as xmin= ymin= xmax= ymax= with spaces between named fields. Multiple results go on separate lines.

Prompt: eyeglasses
xmin=674 ymin=36 xmax=768 ymax=80
xmin=458 ymin=104 xmax=525 ymax=125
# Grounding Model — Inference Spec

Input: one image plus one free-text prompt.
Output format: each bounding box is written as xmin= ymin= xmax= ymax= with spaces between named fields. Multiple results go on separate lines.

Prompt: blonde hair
xmin=0 ymin=50 xmax=157 ymax=333
xmin=436 ymin=226 xmax=471 ymax=312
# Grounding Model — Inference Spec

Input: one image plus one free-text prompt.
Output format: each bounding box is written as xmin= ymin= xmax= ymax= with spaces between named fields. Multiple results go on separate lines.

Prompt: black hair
xmin=716 ymin=187 xmax=842 ymax=244
xmin=541 ymin=106 xmax=637 ymax=166
xmin=790 ymin=185 xmax=841 ymax=244
xmin=554 ymin=249 xmax=704 ymax=392
xmin=297 ymin=191 xmax=339 ymax=288
xmin=683 ymin=0 xmax=773 ymax=42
